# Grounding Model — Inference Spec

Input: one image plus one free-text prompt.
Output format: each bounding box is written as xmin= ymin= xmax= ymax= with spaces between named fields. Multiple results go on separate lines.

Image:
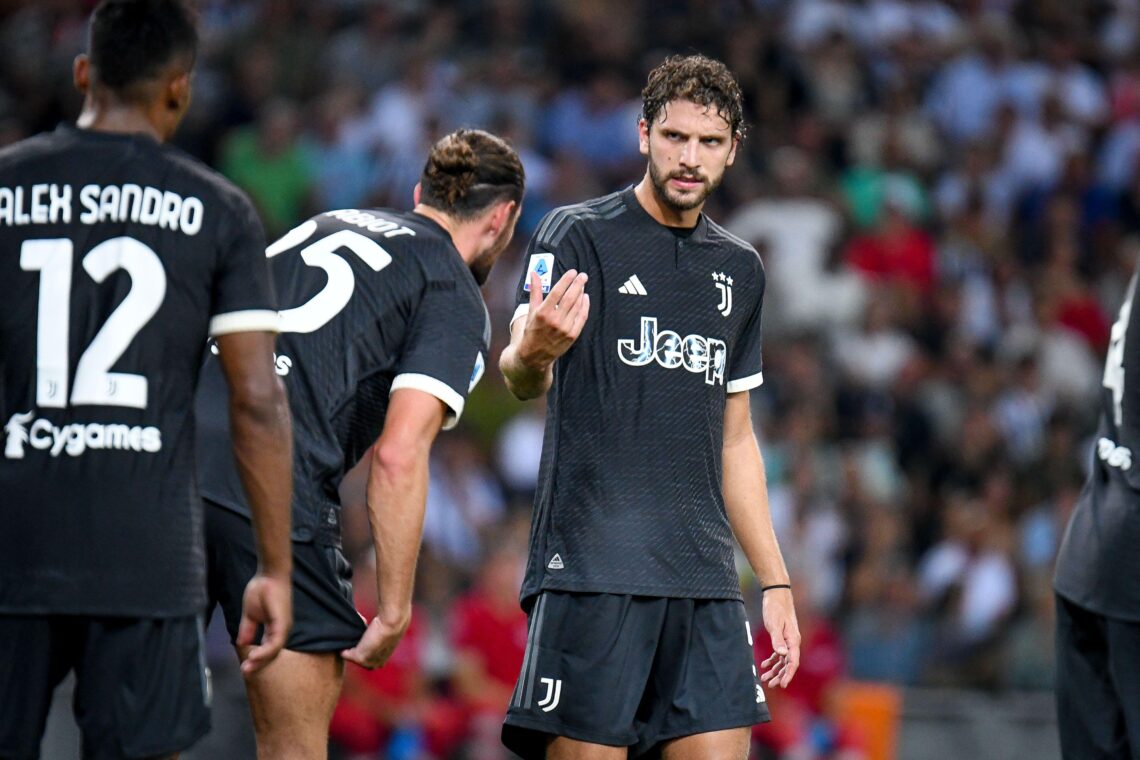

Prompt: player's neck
xmin=413 ymin=204 xmax=478 ymax=262
xmin=76 ymin=96 xmax=165 ymax=142
xmin=633 ymin=176 xmax=702 ymax=229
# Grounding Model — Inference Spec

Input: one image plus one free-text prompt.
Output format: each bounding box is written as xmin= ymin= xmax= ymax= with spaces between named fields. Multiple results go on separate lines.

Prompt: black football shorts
xmin=205 ymin=500 xmax=365 ymax=654
xmin=0 ymin=613 xmax=210 ymax=759
xmin=1055 ymin=592 xmax=1140 ymax=758
xmin=502 ymin=591 xmax=770 ymax=758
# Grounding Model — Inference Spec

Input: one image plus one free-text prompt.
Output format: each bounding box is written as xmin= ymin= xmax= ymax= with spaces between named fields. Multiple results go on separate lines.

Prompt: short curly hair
xmin=641 ymin=54 xmax=746 ymax=139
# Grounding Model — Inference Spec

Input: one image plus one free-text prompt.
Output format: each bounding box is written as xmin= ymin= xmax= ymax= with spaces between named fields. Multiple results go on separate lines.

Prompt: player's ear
xmin=638 ymin=118 xmax=650 ymax=156
xmin=489 ymin=199 xmax=516 ymax=236
xmin=726 ymin=134 xmax=739 ymax=167
xmin=167 ymin=71 xmax=191 ymax=115
xmin=413 ymin=182 xmax=422 ymax=206
xmin=73 ymin=54 xmax=90 ymax=96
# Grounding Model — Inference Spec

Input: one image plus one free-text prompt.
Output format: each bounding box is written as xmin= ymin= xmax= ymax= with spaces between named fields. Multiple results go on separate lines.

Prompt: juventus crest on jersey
xmin=512 ymin=188 xmax=767 ymax=604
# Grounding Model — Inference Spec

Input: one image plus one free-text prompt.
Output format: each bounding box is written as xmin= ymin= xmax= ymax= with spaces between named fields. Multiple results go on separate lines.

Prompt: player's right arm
xmin=500 ymin=269 xmax=590 ymax=399
xmin=215 ymin=331 xmax=293 ymax=674
xmin=209 ymin=192 xmax=293 ymax=674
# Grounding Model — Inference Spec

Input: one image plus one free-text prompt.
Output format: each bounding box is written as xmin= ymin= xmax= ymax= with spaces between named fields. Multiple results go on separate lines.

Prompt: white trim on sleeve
xmin=510 ymin=303 xmax=530 ymax=328
xmin=208 ymin=309 xmax=280 ymax=336
xmin=391 ymin=373 xmax=465 ymax=431
xmin=726 ymin=371 xmax=764 ymax=394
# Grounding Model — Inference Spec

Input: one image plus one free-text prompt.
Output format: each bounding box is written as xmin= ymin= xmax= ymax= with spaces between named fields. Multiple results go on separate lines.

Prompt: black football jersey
xmin=196 ymin=208 xmax=490 ymax=543
xmin=514 ymin=188 xmax=766 ymax=603
xmin=0 ymin=124 xmax=277 ymax=617
xmin=1055 ymin=268 xmax=1140 ymax=619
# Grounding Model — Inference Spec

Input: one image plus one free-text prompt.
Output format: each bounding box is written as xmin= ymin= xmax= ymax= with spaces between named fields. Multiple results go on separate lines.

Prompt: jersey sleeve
xmin=208 ymin=191 xmax=278 ymax=336
xmin=392 ymin=274 xmax=489 ymax=431
xmin=727 ymin=258 xmax=766 ymax=394
xmin=510 ymin=208 xmax=587 ymax=328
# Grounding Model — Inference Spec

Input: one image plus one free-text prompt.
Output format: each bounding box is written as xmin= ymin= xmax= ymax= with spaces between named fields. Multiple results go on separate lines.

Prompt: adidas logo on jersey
xmin=618 ymin=275 xmax=647 ymax=295
xmin=547 ymin=554 xmax=564 ymax=570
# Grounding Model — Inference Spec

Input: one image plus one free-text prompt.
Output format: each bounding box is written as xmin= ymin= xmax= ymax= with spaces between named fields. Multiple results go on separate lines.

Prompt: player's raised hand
xmin=518 ymin=268 xmax=590 ymax=367
xmin=237 ymin=572 xmax=293 ymax=675
xmin=341 ymin=614 xmax=409 ymax=669
xmin=759 ymin=588 xmax=801 ymax=688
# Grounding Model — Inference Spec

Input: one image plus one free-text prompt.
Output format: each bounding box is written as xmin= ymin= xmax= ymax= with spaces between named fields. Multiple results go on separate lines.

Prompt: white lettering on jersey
xmin=617 ymin=316 xmax=726 ymax=385
xmin=0 ymin=184 xmax=71 ymax=226
xmin=4 ymin=410 xmax=161 ymax=459
xmin=322 ymin=208 xmax=416 ymax=238
xmin=537 ymin=677 xmax=562 ymax=712
xmin=1097 ymin=437 xmax=1133 ymax=471
xmin=275 ymin=353 xmax=293 ymax=377
xmin=72 ymin=184 xmax=203 ymax=235
xmin=712 ymin=272 xmax=733 ymax=317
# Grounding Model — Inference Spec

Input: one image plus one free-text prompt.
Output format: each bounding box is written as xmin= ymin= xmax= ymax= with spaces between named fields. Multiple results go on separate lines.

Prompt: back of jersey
xmin=1056 ymin=269 xmax=1140 ymax=619
xmin=197 ymin=208 xmax=490 ymax=543
xmin=0 ymin=125 xmax=275 ymax=617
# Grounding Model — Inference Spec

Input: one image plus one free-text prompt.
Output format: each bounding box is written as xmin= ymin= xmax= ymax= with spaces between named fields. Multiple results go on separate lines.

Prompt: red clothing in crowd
xmin=846 ymin=226 xmax=936 ymax=294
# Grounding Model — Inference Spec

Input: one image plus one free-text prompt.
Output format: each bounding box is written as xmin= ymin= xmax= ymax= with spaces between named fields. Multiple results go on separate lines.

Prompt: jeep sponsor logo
xmin=617 ymin=316 xmax=726 ymax=385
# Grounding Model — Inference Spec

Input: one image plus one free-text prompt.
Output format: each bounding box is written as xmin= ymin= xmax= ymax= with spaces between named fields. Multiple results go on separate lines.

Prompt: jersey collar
xmin=621 ymin=185 xmax=709 ymax=243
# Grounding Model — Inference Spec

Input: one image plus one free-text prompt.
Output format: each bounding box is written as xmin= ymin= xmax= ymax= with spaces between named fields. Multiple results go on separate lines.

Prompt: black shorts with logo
xmin=502 ymin=592 xmax=770 ymax=758
xmin=0 ymin=613 xmax=210 ymax=760
xmin=205 ymin=500 xmax=365 ymax=654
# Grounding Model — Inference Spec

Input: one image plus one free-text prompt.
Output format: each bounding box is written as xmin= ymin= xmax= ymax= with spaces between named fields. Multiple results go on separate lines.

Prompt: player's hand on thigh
xmin=340 ymin=614 xmax=409 ymax=669
xmin=760 ymin=588 xmax=800 ymax=688
xmin=519 ymin=269 xmax=590 ymax=365
xmin=237 ymin=572 xmax=293 ymax=675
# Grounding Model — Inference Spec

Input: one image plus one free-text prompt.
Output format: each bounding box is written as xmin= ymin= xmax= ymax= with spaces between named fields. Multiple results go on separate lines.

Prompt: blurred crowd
xmin=8 ymin=0 xmax=1140 ymax=757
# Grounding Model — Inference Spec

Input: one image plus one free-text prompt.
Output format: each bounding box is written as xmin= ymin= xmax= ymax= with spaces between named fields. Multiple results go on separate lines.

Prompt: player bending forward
xmin=196 ymin=128 xmax=525 ymax=759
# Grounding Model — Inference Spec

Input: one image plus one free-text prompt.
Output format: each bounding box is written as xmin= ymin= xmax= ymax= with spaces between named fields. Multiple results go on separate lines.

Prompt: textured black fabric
xmin=205 ymin=500 xmax=365 ymax=653
xmin=1056 ymin=268 xmax=1140 ymax=620
xmin=0 ymin=124 xmax=274 ymax=616
xmin=0 ymin=613 xmax=210 ymax=759
xmin=1055 ymin=594 xmax=1140 ymax=758
xmin=514 ymin=188 xmax=766 ymax=603
xmin=197 ymin=208 xmax=490 ymax=542
xmin=501 ymin=591 xmax=769 ymax=758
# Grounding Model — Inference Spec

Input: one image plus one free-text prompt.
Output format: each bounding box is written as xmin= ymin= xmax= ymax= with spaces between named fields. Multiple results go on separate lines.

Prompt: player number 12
xmin=21 ymin=236 xmax=165 ymax=409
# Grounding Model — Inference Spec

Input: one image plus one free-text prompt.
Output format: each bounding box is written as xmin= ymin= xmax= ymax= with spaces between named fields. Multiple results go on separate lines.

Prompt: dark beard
xmin=648 ymin=156 xmax=717 ymax=212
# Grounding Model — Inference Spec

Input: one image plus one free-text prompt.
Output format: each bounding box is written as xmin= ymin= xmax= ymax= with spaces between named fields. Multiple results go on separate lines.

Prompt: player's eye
xmin=702 ymin=137 xmax=722 ymax=146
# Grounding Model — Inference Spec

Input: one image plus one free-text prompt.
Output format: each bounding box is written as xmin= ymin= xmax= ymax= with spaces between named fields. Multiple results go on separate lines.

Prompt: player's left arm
xmin=723 ymin=390 xmax=800 ymax=689
xmin=721 ymin=254 xmax=799 ymax=687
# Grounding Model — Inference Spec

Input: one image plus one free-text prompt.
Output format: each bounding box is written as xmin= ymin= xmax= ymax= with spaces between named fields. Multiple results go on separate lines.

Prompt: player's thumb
xmin=769 ymin=628 xmax=789 ymax=657
xmin=236 ymin=613 xmax=258 ymax=648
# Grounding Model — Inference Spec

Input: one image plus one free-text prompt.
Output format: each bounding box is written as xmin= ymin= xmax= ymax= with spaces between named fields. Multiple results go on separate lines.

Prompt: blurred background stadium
xmin=18 ymin=0 xmax=1139 ymax=756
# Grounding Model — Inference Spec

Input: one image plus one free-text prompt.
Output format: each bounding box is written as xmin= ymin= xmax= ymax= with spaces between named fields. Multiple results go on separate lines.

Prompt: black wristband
xmin=761 ymin=583 xmax=791 ymax=592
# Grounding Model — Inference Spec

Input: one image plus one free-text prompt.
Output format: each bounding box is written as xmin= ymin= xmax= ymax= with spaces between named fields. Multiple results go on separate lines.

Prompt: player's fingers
xmin=567 ymin=292 xmax=589 ymax=337
xmin=528 ymin=271 xmax=544 ymax=311
xmin=554 ymin=272 xmax=588 ymax=312
xmin=543 ymin=269 xmax=577 ymax=310
xmin=760 ymin=651 xmax=781 ymax=669
xmin=781 ymin=639 xmax=801 ymax=687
